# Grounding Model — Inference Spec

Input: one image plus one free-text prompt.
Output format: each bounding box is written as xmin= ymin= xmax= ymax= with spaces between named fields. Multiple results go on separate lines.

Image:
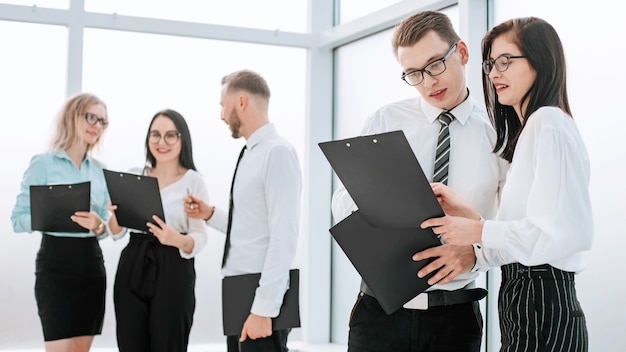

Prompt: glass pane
xmin=0 ymin=20 xmax=67 ymax=178
xmin=339 ymin=0 xmax=403 ymax=24
xmin=85 ymin=0 xmax=308 ymax=33
xmin=0 ymin=20 xmax=67 ymax=347
xmin=0 ymin=0 xmax=68 ymax=8
xmin=83 ymin=28 xmax=306 ymax=343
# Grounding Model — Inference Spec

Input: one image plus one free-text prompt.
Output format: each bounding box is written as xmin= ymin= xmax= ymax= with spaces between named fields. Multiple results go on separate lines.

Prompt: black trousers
xmin=227 ymin=329 xmax=290 ymax=352
xmin=114 ymin=233 xmax=196 ymax=352
xmin=348 ymin=292 xmax=482 ymax=352
xmin=499 ymin=263 xmax=588 ymax=352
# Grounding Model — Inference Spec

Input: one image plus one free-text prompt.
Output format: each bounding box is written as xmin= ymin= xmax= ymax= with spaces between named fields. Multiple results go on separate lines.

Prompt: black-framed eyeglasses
xmin=482 ymin=54 xmax=527 ymax=74
xmin=401 ymin=42 xmax=458 ymax=86
xmin=149 ymin=130 xmax=181 ymax=145
xmin=85 ymin=112 xmax=109 ymax=128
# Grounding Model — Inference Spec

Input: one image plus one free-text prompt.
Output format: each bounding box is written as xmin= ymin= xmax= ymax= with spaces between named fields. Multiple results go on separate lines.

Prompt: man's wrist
xmin=204 ymin=206 xmax=216 ymax=222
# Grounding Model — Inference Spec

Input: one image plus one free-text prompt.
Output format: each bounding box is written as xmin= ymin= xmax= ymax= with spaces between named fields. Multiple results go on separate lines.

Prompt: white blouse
xmin=477 ymin=106 xmax=594 ymax=273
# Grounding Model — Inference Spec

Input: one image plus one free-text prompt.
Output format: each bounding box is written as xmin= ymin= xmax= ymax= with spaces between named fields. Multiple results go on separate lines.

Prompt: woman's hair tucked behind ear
xmin=482 ymin=17 xmax=570 ymax=162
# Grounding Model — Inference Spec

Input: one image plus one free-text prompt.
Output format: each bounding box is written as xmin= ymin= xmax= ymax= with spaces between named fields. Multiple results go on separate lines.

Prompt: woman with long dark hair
xmin=421 ymin=18 xmax=592 ymax=351
xmin=109 ymin=109 xmax=210 ymax=352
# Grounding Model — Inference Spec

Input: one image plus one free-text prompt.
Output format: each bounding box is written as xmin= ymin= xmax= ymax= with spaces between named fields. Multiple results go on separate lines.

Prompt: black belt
xmin=360 ymin=280 xmax=487 ymax=310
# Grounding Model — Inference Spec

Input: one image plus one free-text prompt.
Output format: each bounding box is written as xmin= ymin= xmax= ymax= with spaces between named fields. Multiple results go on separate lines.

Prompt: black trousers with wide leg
xmin=114 ymin=232 xmax=196 ymax=352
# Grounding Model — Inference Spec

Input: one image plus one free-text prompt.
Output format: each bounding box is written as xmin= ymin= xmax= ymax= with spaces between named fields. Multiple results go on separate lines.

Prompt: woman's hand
xmin=431 ymin=182 xmax=481 ymax=220
xmin=147 ymin=215 xmax=194 ymax=252
xmin=421 ymin=215 xmax=484 ymax=246
xmin=71 ymin=211 xmax=104 ymax=234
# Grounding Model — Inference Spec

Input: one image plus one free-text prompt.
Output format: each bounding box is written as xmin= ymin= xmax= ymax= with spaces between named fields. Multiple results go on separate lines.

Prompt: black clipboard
xmin=103 ymin=169 xmax=165 ymax=232
xmin=222 ymin=269 xmax=301 ymax=336
xmin=330 ymin=211 xmax=440 ymax=314
xmin=319 ymin=130 xmax=444 ymax=229
xmin=30 ymin=181 xmax=91 ymax=233
xmin=319 ymin=130 xmax=446 ymax=313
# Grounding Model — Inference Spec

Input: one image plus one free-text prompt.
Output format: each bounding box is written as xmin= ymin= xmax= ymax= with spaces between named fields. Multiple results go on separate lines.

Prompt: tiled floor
xmin=1 ymin=342 xmax=346 ymax=352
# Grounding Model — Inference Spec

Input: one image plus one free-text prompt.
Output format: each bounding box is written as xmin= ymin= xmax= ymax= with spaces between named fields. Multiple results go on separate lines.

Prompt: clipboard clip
xmin=48 ymin=184 xmax=76 ymax=190
xmin=346 ymin=138 xmax=378 ymax=148
xmin=118 ymin=173 xmax=142 ymax=181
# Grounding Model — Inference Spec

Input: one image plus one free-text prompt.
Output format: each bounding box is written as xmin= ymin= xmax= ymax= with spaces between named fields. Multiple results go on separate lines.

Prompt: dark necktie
xmin=222 ymin=145 xmax=246 ymax=267
xmin=433 ymin=111 xmax=454 ymax=185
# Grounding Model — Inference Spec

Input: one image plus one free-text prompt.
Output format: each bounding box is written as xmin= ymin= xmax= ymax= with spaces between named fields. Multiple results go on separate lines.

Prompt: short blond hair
xmin=221 ymin=69 xmax=271 ymax=101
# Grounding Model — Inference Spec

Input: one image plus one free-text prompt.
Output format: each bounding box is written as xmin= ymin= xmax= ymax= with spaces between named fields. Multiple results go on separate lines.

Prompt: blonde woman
xmin=11 ymin=93 xmax=111 ymax=352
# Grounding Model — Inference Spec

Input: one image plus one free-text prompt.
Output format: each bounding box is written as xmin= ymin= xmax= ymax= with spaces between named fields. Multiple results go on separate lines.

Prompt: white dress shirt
xmin=111 ymin=168 xmax=209 ymax=259
xmin=477 ymin=107 xmax=593 ymax=273
xmin=332 ymin=93 xmax=509 ymax=292
xmin=208 ymin=123 xmax=302 ymax=318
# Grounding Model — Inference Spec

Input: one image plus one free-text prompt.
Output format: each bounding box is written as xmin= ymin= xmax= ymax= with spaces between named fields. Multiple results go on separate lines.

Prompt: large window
xmin=0 ymin=0 xmax=67 ymax=8
xmin=0 ymin=20 xmax=68 ymax=347
xmin=0 ymin=12 xmax=306 ymax=350
xmin=83 ymin=28 xmax=307 ymax=345
xmin=85 ymin=0 xmax=308 ymax=33
xmin=338 ymin=0 xmax=404 ymax=24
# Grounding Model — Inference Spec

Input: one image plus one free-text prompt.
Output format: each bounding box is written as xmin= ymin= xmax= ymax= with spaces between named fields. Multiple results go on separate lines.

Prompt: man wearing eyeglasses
xmin=331 ymin=11 xmax=508 ymax=352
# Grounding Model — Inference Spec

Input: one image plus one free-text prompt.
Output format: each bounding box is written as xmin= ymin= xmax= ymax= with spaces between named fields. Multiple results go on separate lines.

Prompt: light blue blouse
xmin=11 ymin=148 xmax=110 ymax=239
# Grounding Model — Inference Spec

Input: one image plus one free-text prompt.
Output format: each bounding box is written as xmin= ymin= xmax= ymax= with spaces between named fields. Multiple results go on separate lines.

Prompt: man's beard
xmin=229 ymin=109 xmax=242 ymax=138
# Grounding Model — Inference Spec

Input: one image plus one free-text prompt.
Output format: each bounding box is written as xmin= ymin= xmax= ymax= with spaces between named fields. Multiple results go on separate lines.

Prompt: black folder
xmin=330 ymin=211 xmax=441 ymax=314
xmin=222 ymin=269 xmax=301 ymax=336
xmin=103 ymin=169 xmax=165 ymax=233
xmin=319 ymin=130 xmax=444 ymax=229
xmin=30 ymin=181 xmax=91 ymax=233
xmin=319 ymin=130 xmax=445 ymax=313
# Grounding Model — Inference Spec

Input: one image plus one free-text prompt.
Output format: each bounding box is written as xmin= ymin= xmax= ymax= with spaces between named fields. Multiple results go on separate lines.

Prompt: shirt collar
xmin=422 ymin=89 xmax=475 ymax=126
xmin=245 ymin=123 xmax=276 ymax=150
xmin=51 ymin=148 xmax=91 ymax=165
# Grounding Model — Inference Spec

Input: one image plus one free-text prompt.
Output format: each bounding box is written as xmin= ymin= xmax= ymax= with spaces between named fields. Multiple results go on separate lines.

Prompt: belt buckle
xmin=403 ymin=292 xmax=428 ymax=310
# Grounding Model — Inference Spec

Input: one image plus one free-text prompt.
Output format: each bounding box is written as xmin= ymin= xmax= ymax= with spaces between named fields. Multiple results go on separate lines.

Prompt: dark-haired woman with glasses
xmin=108 ymin=109 xmax=210 ymax=352
xmin=421 ymin=17 xmax=591 ymax=351
xmin=11 ymin=93 xmax=111 ymax=352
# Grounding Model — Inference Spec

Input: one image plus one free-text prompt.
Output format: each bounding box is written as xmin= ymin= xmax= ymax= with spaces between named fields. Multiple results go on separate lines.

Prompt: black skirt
xmin=35 ymin=234 xmax=106 ymax=341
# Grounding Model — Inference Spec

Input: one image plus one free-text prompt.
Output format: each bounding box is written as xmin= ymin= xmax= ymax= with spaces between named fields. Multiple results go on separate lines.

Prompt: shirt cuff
xmin=110 ymin=227 xmax=128 ymax=241
xmin=481 ymin=220 xmax=508 ymax=249
xmin=95 ymin=223 xmax=109 ymax=240
xmin=471 ymin=243 xmax=487 ymax=272
xmin=250 ymin=296 xmax=282 ymax=318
